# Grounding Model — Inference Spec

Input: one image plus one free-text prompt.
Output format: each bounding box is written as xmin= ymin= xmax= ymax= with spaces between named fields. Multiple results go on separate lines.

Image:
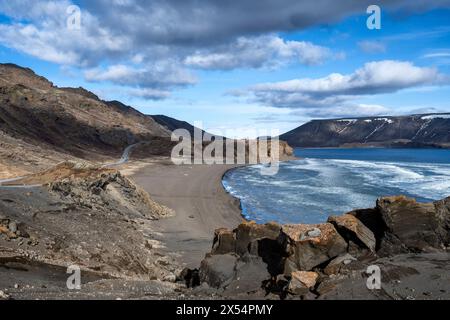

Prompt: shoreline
xmin=129 ymin=160 xmax=245 ymax=268
xmin=129 ymin=156 xmax=297 ymax=268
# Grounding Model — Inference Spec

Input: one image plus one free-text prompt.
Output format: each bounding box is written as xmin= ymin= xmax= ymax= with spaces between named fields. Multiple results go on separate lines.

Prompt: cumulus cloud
xmin=1 ymin=0 xmax=449 ymax=99
xmin=84 ymin=63 xmax=197 ymax=89
xmin=185 ymin=35 xmax=332 ymax=70
xmin=250 ymin=61 xmax=445 ymax=97
xmin=239 ymin=60 xmax=447 ymax=117
xmin=0 ymin=1 xmax=130 ymax=67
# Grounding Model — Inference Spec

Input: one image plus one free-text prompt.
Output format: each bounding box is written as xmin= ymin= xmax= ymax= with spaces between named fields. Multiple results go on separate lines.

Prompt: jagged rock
xmin=323 ymin=253 xmax=357 ymax=275
xmin=281 ymin=223 xmax=347 ymax=271
xmin=433 ymin=196 xmax=450 ymax=246
xmin=377 ymin=196 xmax=446 ymax=252
xmin=47 ymin=163 xmax=173 ymax=219
xmin=223 ymin=255 xmax=270 ymax=295
xmin=287 ymin=271 xmax=319 ymax=295
xmin=328 ymin=214 xmax=376 ymax=253
xmin=347 ymin=208 xmax=387 ymax=246
xmin=234 ymin=221 xmax=281 ymax=256
xmin=211 ymin=228 xmax=236 ymax=254
xmin=199 ymin=254 xmax=238 ymax=288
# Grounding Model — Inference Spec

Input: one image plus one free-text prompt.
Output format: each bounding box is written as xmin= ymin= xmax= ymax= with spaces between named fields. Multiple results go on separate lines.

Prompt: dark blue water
xmin=223 ymin=148 xmax=450 ymax=224
xmin=294 ymin=148 xmax=450 ymax=164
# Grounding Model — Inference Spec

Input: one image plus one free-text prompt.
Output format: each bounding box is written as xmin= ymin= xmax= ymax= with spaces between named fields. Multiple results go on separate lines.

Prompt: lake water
xmin=222 ymin=148 xmax=450 ymax=224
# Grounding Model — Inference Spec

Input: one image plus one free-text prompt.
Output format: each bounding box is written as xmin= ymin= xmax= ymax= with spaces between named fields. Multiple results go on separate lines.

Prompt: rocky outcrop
xmin=434 ymin=196 xmax=450 ymax=245
xmin=328 ymin=214 xmax=376 ymax=253
xmin=0 ymin=162 xmax=176 ymax=282
xmin=191 ymin=195 xmax=450 ymax=299
xmin=281 ymin=224 xmax=347 ymax=272
xmin=376 ymin=196 xmax=449 ymax=254
xmin=47 ymin=162 xmax=173 ymax=219
xmin=287 ymin=271 xmax=319 ymax=296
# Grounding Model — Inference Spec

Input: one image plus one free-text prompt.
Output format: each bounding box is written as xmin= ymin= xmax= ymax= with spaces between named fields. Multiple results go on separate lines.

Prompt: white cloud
xmin=250 ymin=60 xmax=445 ymax=97
xmin=185 ymin=35 xmax=332 ymax=69
xmin=1 ymin=1 xmax=449 ymax=101
xmin=84 ymin=63 xmax=197 ymax=90
xmin=239 ymin=60 xmax=447 ymax=117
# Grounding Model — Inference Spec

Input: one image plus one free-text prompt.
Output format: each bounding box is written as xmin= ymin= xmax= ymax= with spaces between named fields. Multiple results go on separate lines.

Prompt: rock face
xmin=280 ymin=114 xmax=450 ymax=148
xmin=199 ymin=254 xmax=238 ymax=289
xmin=287 ymin=271 xmax=319 ymax=295
xmin=194 ymin=195 xmax=450 ymax=299
xmin=328 ymin=214 xmax=376 ymax=253
xmin=377 ymin=196 xmax=448 ymax=253
xmin=234 ymin=221 xmax=281 ymax=257
xmin=46 ymin=162 xmax=173 ymax=220
xmin=434 ymin=196 xmax=450 ymax=245
xmin=281 ymin=224 xmax=348 ymax=272
xmin=197 ymin=221 xmax=348 ymax=296
xmin=211 ymin=228 xmax=236 ymax=255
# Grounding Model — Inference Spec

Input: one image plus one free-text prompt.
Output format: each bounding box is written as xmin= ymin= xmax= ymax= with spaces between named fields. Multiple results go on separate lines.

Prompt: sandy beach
xmin=130 ymin=160 xmax=245 ymax=268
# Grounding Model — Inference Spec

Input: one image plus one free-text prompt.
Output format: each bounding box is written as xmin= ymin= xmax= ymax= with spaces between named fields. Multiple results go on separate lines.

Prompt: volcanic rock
xmin=211 ymin=228 xmax=236 ymax=255
xmin=323 ymin=253 xmax=357 ymax=275
xmin=234 ymin=221 xmax=281 ymax=256
xmin=281 ymin=223 xmax=347 ymax=271
xmin=287 ymin=271 xmax=319 ymax=296
xmin=222 ymin=255 xmax=270 ymax=295
xmin=328 ymin=214 xmax=376 ymax=253
xmin=199 ymin=254 xmax=238 ymax=289
xmin=433 ymin=196 xmax=450 ymax=246
xmin=377 ymin=196 xmax=446 ymax=252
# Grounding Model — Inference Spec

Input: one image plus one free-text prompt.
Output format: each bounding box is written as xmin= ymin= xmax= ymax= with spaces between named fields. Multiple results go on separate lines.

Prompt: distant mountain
xmin=280 ymin=114 xmax=450 ymax=148
xmin=152 ymin=115 xmax=197 ymax=136
xmin=152 ymin=114 xmax=215 ymax=139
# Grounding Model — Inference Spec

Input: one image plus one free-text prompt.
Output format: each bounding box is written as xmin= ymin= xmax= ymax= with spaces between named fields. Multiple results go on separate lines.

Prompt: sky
xmin=0 ymin=0 xmax=450 ymax=137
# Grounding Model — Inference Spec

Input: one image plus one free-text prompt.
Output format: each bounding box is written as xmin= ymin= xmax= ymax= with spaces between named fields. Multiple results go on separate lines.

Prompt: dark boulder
xmin=377 ymin=196 xmax=446 ymax=252
xmin=198 ymin=254 xmax=238 ymax=289
xmin=222 ymin=255 xmax=270 ymax=295
xmin=234 ymin=221 xmax=281 ymax=256
xmin=280 ymin=223 xmax=348 ymax=271
xmin=328 ymin=214 xmax=376 ymax=253
xmin=211 ymin=228 xmax=236 ymax=255
xmin=433 ymin=196 xmax=450 ymax=246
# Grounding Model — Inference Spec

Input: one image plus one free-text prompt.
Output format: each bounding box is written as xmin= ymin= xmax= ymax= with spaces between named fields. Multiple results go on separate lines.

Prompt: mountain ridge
xmin=280 ymin=113 xmax=450 ymax=148
xmin=0 ymin=63 xmax=173 ymax=177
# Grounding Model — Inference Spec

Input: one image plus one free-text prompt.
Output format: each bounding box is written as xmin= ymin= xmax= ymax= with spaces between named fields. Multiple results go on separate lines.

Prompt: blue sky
xmin=0 ymin=1 xmax=449 ymax=137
